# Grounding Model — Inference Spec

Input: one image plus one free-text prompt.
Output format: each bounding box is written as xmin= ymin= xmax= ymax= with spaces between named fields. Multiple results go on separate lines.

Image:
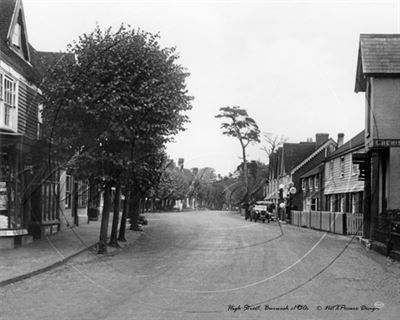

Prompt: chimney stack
xmin=315 ymin=133 xmax=329 ymax=148
xmin=337 ymin=133 xmax=344 ymax=147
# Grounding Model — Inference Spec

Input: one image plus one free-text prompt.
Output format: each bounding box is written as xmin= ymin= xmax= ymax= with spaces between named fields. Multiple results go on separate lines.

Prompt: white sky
xmin=23 ymin=0 xmax=400 ymax=175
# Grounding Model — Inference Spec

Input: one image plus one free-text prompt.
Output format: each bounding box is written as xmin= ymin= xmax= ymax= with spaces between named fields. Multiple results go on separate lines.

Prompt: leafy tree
xmin=190 ymin=167 xmax=216 ymax=208
xmin=155 ymin=162 xmax=192 ymax=209
xmin=41 ymin=24 xmax=192 ymax=253
xmin=125 ymin=145 xmax=169 ymax=231
xmin=215 ymin=106 xmax=260 ymax=203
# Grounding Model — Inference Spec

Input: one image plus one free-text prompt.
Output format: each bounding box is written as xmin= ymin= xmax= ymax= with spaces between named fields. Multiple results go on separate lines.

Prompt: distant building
xmin=288 ymin=134 xmax=337 ymax=212
xmin=323 ymin=131 xmax=365 ymax=214
xmin=265 ymin=134 xmax=337 ymax=218
xmin=265 ymin=139 xmax=316 ymax=209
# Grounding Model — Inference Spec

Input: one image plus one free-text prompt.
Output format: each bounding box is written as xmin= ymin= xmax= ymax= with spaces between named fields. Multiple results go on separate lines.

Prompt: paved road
xmin=1 ymin=210 xmax=399 ymax=320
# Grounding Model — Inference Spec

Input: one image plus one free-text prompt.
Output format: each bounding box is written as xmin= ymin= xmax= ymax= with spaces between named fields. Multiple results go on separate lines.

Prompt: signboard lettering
xmin=374 ymin=139 xmax=400 ymax=147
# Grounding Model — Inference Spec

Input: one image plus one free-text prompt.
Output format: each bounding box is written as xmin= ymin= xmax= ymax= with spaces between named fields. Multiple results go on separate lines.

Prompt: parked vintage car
xmin=250 ymin=201 xmax=275 ymax=223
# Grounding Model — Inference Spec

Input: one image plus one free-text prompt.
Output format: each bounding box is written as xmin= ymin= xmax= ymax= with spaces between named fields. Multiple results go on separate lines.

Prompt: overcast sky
xmin=23 ymin=0 xmax=399 ymax=175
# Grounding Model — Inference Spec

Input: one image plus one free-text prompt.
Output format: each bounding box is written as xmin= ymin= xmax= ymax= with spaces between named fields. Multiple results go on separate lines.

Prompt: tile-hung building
xmin=323 ymin=131 xmax=365 ymax=215
xmin=355 ymin=34 xmax=400 ymax=256
xmin=0 ymin=0 xmax=62 ymax=247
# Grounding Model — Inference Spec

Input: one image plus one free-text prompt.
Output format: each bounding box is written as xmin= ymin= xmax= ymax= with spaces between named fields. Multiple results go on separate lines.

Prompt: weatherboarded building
xmin=0 ymin=0 xmax=70 ymax=247
xmin=355 ymin=34 xmax=400 ymax=256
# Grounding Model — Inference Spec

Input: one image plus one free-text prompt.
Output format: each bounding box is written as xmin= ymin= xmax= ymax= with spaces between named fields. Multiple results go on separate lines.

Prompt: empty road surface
xmin=1 ymin=210 xmax=399 ymax=320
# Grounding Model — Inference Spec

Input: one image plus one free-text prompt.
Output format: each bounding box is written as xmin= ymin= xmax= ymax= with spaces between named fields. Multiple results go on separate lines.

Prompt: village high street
xmin=1 ymin=210 xmax=399 ymax=320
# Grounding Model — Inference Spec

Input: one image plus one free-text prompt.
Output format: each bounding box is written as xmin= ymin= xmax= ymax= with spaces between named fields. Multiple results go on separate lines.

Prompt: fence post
xmin=320 ymin=211 xmax=322 ymax=230
xmin=333 ymin=212 xmax=336 ymax=233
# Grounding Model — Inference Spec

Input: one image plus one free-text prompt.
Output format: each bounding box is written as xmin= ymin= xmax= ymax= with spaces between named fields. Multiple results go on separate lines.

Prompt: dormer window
xmin=7 ymin=8 xmax=30 ymax=62
xmin=12 ymin=23 xmax=22 ymax=48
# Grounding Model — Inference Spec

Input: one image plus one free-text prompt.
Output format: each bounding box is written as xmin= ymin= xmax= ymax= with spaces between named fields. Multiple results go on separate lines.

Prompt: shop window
xmin=0 ymin=152 xmax=23 ymax=230
xmin=339 ymin=195 xmax=345 ymax=212
xmin=305 ymin=197 xmax=311 ymax=211
xmin=325 ymin=195 xmax=331 ymax=211
xmin=334 ymin=194 xmax=341 ymax=212
xmin=311 ymin=198 xmax=318 ymax=211
xmin=0 ymin=160 xmax=8 ymax=229
xmin=329 ymin=195 xmax=335 ymax=212
xmin=78 ymin=180 xmax=88 ymax=207
xmin=351 ymin=192 xmax=363 ymax=213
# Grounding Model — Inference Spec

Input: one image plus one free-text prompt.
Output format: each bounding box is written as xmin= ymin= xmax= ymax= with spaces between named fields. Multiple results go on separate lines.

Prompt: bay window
xmin=0 ymin=74 xmax=17 ymax=130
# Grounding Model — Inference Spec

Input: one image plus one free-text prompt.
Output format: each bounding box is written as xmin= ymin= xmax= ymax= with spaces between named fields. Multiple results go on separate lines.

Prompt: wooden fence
xmin=290 ymin=211 xmax=363 ymax=236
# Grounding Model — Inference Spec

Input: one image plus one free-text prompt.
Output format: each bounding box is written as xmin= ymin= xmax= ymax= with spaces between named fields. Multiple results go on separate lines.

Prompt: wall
xmin=17 ymin=81 xmax=39 ymax=140
xmin=324 ymin=152 xmax=364 ymax=195
xmin=388 ymin=148 xmax=400 ymax=209
xmin=368 ymin=78 xmax=400 ymax=148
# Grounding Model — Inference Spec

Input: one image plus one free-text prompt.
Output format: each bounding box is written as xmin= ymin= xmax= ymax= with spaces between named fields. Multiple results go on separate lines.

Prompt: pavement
xmin=0 ymin=213 xmax=142 ymax=287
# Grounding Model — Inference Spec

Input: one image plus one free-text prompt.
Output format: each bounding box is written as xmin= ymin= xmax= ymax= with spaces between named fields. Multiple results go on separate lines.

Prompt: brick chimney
xmin=315 ymin=133 xmax=329 ymax=148
xmin=337 ymin=133 xmax=344 ymax=147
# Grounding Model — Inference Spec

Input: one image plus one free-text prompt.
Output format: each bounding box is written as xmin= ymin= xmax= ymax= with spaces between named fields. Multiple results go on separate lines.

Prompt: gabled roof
xmin=281 ymin=142 xmax=316 ymax=174
xmin=325 ymin=130 xmax=365 ymax=161
xmin=300 ymin=165 xmax=321 ymax=179
xmin=291 ymin=138 xmax=337 ymax=174
xmin=355 ymin=34 xmax=400 ymax=92
xmin=0 ymin=0 xmax=41 ymax=83
xmin=0 ymin=0 xmax=15 ymax=41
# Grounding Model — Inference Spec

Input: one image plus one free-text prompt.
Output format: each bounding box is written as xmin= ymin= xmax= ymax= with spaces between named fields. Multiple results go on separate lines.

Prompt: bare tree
xmin=261 ymin=132 xmax=288 ymax=160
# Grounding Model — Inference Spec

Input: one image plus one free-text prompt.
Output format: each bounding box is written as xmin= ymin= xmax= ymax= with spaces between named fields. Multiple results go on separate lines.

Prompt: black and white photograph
xmin=0 ymin=0 xmax=400 ymax=319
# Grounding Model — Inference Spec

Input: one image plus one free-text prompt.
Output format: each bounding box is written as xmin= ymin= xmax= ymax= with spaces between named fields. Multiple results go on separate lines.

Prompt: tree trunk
xmin=72 ymin=180 xmax=79 ymax=226
xmin=118 ymin=190 xmax=129 ymax=242
xmin=150 ymin=197 xmax=155 ymax=212
xmin=98 ymin=183 xmax=111 ymax=254
xmin=108 ymin=184 xmax=121 ymax=248
xmin=242 ymin=146 xmax=249 ymax=202
xmin=129 ymin=193 xmax=142 ymax=231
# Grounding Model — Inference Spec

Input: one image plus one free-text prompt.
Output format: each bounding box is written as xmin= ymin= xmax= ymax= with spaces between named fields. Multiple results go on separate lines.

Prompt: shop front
xmin=0 ymin=132 xmax=32 ymax=248
xmin=27 ymin=140 xmax=61 ymax=239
